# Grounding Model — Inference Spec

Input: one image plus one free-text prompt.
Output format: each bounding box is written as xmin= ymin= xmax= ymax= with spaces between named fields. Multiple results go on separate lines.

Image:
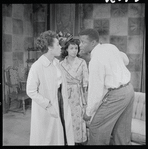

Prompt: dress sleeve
xmin=82 ymin=60 xmax=89 ymax=87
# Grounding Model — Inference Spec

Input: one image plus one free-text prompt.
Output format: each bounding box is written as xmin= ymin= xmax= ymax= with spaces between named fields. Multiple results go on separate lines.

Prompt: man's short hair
xmin=79 ymin=28 xmax=99 ymax=42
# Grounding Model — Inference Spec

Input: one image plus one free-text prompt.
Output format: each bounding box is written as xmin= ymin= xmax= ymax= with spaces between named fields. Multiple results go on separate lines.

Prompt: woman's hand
xmin=47 ymin=105 xmax=58 ymax=118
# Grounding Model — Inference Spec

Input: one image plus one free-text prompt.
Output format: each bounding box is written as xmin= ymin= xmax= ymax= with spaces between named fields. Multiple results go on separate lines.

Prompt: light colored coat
xmin=26 ymin=55 xmax=74 ymax=145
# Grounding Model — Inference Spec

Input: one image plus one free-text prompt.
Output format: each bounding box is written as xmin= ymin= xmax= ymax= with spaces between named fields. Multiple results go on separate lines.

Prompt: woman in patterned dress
xmin=60 ymin=38 xmax=89 ymax=145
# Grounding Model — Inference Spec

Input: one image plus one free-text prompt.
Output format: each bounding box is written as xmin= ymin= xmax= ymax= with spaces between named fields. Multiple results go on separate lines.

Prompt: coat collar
xmin=39 ymin=55 xmax=59 ymax=67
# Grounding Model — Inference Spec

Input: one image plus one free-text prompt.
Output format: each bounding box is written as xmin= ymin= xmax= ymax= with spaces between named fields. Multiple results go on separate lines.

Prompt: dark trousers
xmin=87 ymin=83 xmax=134 ymax=145
xmin=58 ymin=84 xmax=68 ymax=145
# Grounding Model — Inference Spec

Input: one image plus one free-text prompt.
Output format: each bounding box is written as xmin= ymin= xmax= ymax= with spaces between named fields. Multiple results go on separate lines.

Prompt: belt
xmin=108 ymin=82 xmax=130 ymax=91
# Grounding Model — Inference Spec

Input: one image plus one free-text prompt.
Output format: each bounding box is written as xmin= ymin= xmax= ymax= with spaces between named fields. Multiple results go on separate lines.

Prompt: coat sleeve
xmin=26 ymin=64 xmax=49 ymax=109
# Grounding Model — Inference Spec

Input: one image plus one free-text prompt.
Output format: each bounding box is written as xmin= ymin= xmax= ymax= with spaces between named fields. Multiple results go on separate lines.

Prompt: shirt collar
xmin=91 ymin=43 xmax=101 ymax=58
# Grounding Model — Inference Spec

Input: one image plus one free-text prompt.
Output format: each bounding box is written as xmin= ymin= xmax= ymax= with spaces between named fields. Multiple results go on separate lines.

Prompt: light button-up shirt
xmin=86 ymin=43 xmax=131 ymax=117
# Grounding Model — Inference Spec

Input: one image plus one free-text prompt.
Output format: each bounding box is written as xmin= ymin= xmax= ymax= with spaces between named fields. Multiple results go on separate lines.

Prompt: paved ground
xmin=3 ymin=100 xmax=31 ymax=146
xmin=3 ymin=99 xmax=138 ymax=146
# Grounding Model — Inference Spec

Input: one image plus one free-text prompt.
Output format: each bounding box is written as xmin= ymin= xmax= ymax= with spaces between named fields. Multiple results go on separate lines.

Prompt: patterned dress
xmin=60 ymin=56 xmax=89 ymax=143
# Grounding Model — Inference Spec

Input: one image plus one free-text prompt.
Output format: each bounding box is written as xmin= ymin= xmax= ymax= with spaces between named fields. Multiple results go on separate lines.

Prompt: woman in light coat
xmin=26 ymin=30 xmax=74 ymax=145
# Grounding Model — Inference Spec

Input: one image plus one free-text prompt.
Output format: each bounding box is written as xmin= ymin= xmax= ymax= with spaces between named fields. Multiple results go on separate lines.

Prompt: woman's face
xmin=51 ymin=38 xmax=61 ymax=57
xmin=67 ymin=44 xmax=78 ymax=58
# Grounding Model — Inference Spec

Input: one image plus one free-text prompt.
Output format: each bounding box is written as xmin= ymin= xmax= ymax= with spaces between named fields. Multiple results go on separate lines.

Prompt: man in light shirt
xmin=79 ymin=28 xmax=134 ymax=145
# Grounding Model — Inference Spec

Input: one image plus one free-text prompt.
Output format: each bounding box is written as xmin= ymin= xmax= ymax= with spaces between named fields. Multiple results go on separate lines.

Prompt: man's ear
xmin=91 ymin=40 xmax=97 ymax=47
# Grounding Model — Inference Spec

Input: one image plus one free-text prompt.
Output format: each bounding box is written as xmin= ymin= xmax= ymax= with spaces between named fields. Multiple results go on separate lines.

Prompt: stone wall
xmin=2 ymin=4 xmax=47 ymax=111
xmin=79 ymin=3 xmax=145 ymax=92
xmin=3 ymin=4 xmax=34 ymax=76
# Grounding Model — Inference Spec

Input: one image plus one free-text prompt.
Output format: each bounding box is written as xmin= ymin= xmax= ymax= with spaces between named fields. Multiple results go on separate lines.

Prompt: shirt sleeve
xmin=119 ymin=51 xmax=129 ymax=66
xmin=26 ymin=64 xmax=50 ymax=109
xmin=86 ymin=58 xmax=105 ymax=116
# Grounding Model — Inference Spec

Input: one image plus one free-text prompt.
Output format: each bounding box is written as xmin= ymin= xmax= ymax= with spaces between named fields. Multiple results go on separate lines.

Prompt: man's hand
xmin=86 ymin=121 xmax=90 ymax=128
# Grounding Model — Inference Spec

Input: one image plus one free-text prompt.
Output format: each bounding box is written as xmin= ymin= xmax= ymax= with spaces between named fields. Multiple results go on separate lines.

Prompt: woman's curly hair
xmin=56 ymin=31 xmax=80 ymax=60
xmin=57 ymin=31 xmax=73 ymax=48
xmin=60 ymin=38 xmax=80 ymax=60
xmin=36 ymin=30 xmax=58 ymax=54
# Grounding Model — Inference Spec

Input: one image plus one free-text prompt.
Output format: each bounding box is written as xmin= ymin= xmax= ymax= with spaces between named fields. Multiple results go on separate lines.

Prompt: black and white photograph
xmin=2 ymin=3 xmax=145 ymax=146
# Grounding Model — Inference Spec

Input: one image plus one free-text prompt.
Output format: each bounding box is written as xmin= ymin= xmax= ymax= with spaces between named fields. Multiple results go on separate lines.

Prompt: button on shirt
xmin=86 ymin=43 xmax=131 ymax=117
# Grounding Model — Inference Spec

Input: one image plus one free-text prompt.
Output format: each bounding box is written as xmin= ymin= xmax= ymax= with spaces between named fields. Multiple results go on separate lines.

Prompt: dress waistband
xmin=108 ymin=82 xmax=130 ymax=91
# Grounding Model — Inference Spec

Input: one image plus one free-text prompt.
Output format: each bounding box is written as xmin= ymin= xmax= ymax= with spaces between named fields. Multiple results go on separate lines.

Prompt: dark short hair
xmin=79 ymin=28 xmax=99 ymax=42
xmin=36 ymin=30 xmax=57 ymax=54
xmin=61 ymin=38 xmax=80 ymax=59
